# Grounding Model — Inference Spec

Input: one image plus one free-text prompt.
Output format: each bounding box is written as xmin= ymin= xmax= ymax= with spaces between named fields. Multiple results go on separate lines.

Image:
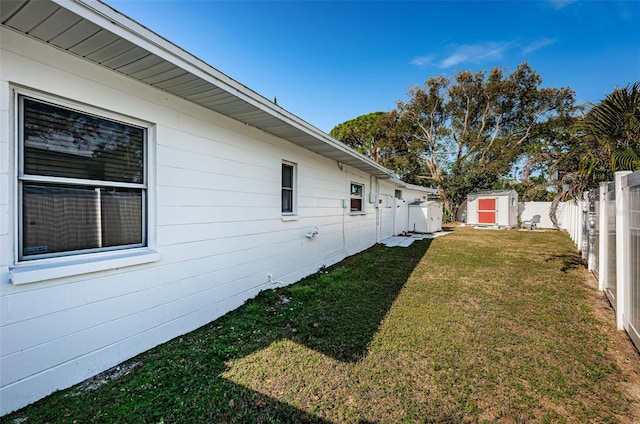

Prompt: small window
xmin=350 ymin=182 xmax=364 ymax=212
xmin=281 ymin=162 xmax=296 ymax=214
xmin=395 ymin=190 xmax=403 ymax=199
xmin=18 ymin=95 xmax=147 ymax=260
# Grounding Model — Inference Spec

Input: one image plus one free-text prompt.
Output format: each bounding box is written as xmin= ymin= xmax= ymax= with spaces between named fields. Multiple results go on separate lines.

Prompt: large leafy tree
xmin=329 ymin=111 xmax=429 ymax=184
xmin=530 ymin=83 xmax=640 ymax=189
xmin=527 ymin=82 xmax=640 ymax=227
xmin=395 ymin=62 xmax=576 ymax=216
xmin=374 ymin=110 xmax=430 ymax=184
xmin=549 ymin=82 xmax=640 ymax=225
xmin=330 ymin=63 xmax=576 ymax=218
xmin=329 ymin=112 xmax=384 ymax=158
xmin=581 ymin=82 xmax=640 ymax=172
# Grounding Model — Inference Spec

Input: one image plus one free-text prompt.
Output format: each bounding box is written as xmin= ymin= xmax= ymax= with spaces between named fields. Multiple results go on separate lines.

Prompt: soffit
xmin=0 ymin=0 xmax=397 ymax=179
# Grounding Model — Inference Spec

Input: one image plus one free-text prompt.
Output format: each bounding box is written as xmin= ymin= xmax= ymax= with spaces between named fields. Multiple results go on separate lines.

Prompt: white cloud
xmin=438 ymin=42 xmax=511 ymax=68
xmin=548 ymin=0 xmax=578 ymax=10
xmin=409 ymin=55 xmax=434 ymax=66
xmin=521 ymin=37 xmax=557 ymax=55
xmin=440 ymin=53 xmax=468 ymax=68
xmin=410 ymin=38 xmax=556 ymax=69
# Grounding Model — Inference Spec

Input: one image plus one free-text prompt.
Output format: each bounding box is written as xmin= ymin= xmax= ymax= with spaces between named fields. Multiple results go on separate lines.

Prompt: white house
xmin=465 ymin=190 xmax=519 ymax=228
xmin=0 ymin=0 xmax=434 ymax=414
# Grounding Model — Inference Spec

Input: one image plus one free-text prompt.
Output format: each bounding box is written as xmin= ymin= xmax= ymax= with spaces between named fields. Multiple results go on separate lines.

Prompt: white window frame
xmin=281 ymin=161 xmax=297 ymax=217
xmin=350 ymin=182 xmax=365 ymax=214
xmin=9 ymin=89 xmax=159 ymax=284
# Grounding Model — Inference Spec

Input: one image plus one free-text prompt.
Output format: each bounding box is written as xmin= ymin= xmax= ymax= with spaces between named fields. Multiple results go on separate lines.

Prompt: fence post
xmin=587 ymin=191 xmax=597 ymax=270
xmin=575 ymin=200 xmax=581 ymax=246
xmin=576 ymin=196 xmax=584 ymax=252
xmin=598 ymin=182 xmax=608 ymax=291
xmin=569 ymin=202 xmax=575 ymax=243
xmin=615 ymin=171 xmax=632 ymax=330
xmin=581 ymin=191 xmax=589 ymax=260
xmin=571 ymin=201 xmax=576 ymax=243
xmin=568 ymin=202 xmax=574 ymax=241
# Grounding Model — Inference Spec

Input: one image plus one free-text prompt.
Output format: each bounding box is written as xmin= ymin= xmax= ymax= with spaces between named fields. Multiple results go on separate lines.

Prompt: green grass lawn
xmin=3 ymin=227 xmax=639 ymax=423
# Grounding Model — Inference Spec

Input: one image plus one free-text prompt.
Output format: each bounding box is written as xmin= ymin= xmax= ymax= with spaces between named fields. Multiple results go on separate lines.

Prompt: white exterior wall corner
xmin=0 ymin=26 xmax=416 ymax=415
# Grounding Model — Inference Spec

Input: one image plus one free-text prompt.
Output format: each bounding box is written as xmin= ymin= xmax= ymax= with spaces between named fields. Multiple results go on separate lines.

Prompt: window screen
xmin=19 ymin=95 xmax=146 ymax=259
xmin=350 ymin=183 xmax=364 ymax=212
xmin=282 ymin=163 xmax=294 ymax=213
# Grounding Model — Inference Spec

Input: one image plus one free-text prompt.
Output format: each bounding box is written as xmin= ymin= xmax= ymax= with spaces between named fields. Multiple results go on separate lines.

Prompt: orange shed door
xmin=477 ymin=198 xmax=496 ymax=224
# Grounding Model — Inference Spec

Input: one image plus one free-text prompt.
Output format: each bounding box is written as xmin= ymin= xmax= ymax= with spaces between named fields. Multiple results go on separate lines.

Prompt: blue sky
xmin=106 ymin=0 xmax=640 ymax=133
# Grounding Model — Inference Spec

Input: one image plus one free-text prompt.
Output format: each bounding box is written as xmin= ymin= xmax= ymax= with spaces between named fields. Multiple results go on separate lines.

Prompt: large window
xmin=281 ymin=162 xmax=296 ymax=214
xmin=350 ymin=182 xmax=364 ymax=212
xmin=18 ymin=95 xmax=147 ymax=260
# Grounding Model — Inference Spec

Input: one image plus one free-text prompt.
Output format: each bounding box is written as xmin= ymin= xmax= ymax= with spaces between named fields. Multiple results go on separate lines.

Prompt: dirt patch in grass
xmin=68 ymin=361 xmax=144 ymax=397
xmin=3 ymin=227 xmax=639 ymax=423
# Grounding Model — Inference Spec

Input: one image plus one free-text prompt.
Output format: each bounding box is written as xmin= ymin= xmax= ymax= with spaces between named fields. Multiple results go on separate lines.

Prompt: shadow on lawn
xmin=269 ymin=238 xmax=434 ymax=362
xmin=545 ymin=252 xmax=587 ymax=273
xmin=7 ymin=240 xmax=433 ymax=423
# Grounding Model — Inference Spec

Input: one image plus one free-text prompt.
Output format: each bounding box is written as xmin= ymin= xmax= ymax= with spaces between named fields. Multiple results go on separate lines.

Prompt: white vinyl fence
xmin=519 ymin=201 xmax=567 ymax=230
xmin=562 ymin=170 xmax=639 ymax=351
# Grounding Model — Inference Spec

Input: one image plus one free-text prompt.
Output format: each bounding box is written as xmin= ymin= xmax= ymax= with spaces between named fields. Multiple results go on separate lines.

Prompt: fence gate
xmin=393 ymin=198 xmax=408 ymax=235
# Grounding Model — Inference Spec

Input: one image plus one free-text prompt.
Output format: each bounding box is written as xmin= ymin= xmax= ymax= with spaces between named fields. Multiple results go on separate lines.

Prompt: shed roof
xmin=1 ymin=0 xmax=432 ymax=192
xmin=467 ymin=189 xmax=518 ymax=198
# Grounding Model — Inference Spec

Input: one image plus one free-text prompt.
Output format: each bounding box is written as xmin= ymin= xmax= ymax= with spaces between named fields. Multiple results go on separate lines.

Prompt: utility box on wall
xmin=408 ymin=201 xmax=443 ymax=233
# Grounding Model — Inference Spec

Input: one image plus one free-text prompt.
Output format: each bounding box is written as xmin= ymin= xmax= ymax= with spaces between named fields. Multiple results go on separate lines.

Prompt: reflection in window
xmin=282 ymin=162 xmax=295 ymax=214
xmin=350 ymin=182 xmax=364 ymax=212
xmin=19 ymin=95 xmax=146 ymax=260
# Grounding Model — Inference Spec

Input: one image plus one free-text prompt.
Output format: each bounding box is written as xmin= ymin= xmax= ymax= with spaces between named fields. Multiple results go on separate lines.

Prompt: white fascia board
xmin=390 ymin=178 xmax=437 ymax=194
xmin=61 ymin=0 xmax=262 ymax=108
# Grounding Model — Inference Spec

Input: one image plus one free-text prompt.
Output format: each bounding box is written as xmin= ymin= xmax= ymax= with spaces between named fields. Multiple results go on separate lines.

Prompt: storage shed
xmin=466 ymin=190 xmax=518 ymax=228
xmin=408 ymin=201 xmax=443 ymax=233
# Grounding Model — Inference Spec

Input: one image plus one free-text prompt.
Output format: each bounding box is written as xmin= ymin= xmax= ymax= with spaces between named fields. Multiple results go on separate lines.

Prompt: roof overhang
xmin=0 ymin=0 xmax=400 ymax=180
xmin=467 ymin=189 xmax=518 ymax=198
xmin=393 ymin=179 xmax=438 ymax=194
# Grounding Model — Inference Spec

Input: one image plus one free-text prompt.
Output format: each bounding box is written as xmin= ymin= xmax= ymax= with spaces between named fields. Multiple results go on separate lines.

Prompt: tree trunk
xmin=550 ymin=196 xmax=562 ymax=230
